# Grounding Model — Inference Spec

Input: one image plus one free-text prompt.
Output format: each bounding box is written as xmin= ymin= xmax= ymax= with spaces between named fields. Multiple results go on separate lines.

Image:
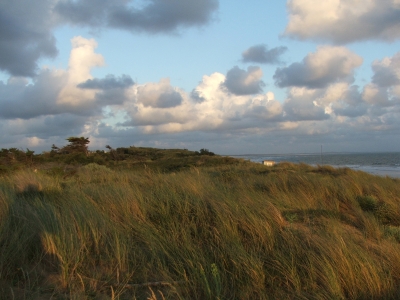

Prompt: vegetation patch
xmin=356 ymin=195 xmax=400 ymax=226
xmin=384 ymin=226 xmax=400 ymax=242
xmin=357 ymin=195 xmax=379 ymax=212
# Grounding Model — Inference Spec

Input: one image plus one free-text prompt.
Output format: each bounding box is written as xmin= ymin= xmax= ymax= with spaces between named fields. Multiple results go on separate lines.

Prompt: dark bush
xmin=199 ymin=148 xmax=215 ymax=156
xmin=356 ymin=195 xmax=379 ymax=211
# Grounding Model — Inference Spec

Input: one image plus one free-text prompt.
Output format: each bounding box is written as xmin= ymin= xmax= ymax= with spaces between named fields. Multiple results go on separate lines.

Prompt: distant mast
xmin=320 ymin=145 xmax=323 ymax=165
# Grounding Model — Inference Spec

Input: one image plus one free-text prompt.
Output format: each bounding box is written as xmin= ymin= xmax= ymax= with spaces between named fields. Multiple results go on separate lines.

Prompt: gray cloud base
xmin=54 ymin=0 xmax=125 ymax=27
xmin=0 ymin=0 xmax=218 ymax=77
xmin=372 ymin=53 xmax=400 ymax=87
xmin=0 ymin=2 xmax=58 ymax=77
xmin=108 ymin=0 xmax=219 ymax=33
xmin=242 ymin=44 xmax=287 ymax=64
xmin=78 ymin=75 xmax=134 ymax=90
xmin=55 ymin=0 xmax=219 ymax=34
xmin=223 ymin=66 xmax=265 ymax=95
xmin=0 ymin=71 xmax=133 ymax=120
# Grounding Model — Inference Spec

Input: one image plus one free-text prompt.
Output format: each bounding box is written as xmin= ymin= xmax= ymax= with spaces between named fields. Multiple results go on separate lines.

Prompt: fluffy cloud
xmin=117 ymin=78 xmax=192 ymax=128
xmin=243 ymin=93 xmax=283 ymax=121
xmin=57 ymin=37 xmax=105 ymax=108
xmin=329 ymin=85 xmax=368 ymax=117
xmin=118 ymin=71 xmax=282 ymax=132
xmin=242 ymin=45 xmax=287 ymax=64
xmin=194 ymin=73 xmax=282 ymax=127
xmin=136 ymin=79 xmax=183 ymax=109
xmin=0 ymin=0 xmax=218 ymax=77
xmin=372 ymin=52 xmax=400 ymax=89
xmin=285 ymin=0 xmax=400 ymax=43
xmin=359 ymin=52 xmax=400 ymax=108
xmin=274 ymin=46 xmax=363 ymax=88
xmin=281 ymin=70 xmax=400 ymax=122
xmin=362 ymin=84 xmax=392 ymax=107
xmin=222 ymin=66 xmax=265 ymax=95
xmin=190 ymin=89 xmax=206 ymax=103
xmin=283 ymin=87 xmax=331 ymax=121
xmin=0 ymin=36 xmax=130 ymax=120
xmin=282 ymin=66 xmax=400 ymax=122
xmin=326 ymin=53 xmax=400 ymax=117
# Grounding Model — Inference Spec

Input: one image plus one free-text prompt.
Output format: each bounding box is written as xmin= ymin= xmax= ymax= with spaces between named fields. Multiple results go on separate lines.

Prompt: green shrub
xmin=384 ymin=226 xmax=400 ymax=242
xmin=356 ymin=195 xmax=379 ymax=211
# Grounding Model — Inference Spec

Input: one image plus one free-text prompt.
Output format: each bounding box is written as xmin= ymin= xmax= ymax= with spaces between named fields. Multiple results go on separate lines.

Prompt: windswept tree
xmin=25 ymin=148 xmax=34 ymax=164
xmin=61 ymin=137 xmax=90 ymax=156
xmin=51 ymin=144 xmax=60 ymax=153
xmin=106 ymin=145 xmax=118 ymax=161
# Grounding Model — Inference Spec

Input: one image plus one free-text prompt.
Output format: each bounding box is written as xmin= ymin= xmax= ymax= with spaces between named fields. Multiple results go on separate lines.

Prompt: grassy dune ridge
xmin=1 ymin=153 xmax=400 ymax=299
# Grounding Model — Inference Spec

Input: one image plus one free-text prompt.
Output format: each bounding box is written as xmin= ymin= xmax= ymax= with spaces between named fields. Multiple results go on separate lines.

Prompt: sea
xmin=229 ymin=152 xmax=400 ymax=178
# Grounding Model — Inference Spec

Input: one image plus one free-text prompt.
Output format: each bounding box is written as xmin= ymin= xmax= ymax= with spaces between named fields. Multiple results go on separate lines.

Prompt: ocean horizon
xmin=229 ymin=152 xmax=400 ymax=178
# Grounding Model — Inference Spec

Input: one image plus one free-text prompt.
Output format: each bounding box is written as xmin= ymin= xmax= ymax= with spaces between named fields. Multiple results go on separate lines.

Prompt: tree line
xmin=0 ymin=137 xmax=215 ymax=173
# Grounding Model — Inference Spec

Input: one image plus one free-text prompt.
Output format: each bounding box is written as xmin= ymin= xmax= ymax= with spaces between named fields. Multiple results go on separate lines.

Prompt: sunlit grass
xmin=0 ymin=160 xmax=400 ymax=299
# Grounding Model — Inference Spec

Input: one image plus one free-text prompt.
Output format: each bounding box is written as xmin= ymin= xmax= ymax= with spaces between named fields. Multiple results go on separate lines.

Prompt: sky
xmin=1 ymin=0 xmax=400 ymax=155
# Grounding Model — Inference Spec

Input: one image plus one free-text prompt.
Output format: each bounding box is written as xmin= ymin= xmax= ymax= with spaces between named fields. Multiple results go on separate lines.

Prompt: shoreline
xmin=228 ymin=152 xmax=400 ymax=179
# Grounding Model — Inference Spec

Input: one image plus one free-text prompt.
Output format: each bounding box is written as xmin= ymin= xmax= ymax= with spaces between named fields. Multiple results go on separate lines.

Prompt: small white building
xmin=262 ymin=160 xmax=275 ymax=166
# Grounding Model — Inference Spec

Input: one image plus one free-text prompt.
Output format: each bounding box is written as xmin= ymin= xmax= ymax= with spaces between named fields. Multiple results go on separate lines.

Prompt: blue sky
xmin=1 ymin=0 xmax=400 ymax=154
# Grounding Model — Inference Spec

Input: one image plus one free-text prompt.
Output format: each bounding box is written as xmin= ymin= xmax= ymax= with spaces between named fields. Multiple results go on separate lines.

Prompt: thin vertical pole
xmin=320 ymin=145 xmax=323 ymax=165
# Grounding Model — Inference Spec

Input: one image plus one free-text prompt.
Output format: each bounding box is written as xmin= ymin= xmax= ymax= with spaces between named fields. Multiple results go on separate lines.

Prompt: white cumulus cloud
xmin=285 ymin=0 xmax=400 ymax=43
xmin=274 ymin=46 xmax=363 ymax=88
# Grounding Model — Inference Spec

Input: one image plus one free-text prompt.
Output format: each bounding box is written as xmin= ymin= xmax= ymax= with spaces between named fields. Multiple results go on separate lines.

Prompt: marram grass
xmin=0 ymin=161 xmax=400 ymax=299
